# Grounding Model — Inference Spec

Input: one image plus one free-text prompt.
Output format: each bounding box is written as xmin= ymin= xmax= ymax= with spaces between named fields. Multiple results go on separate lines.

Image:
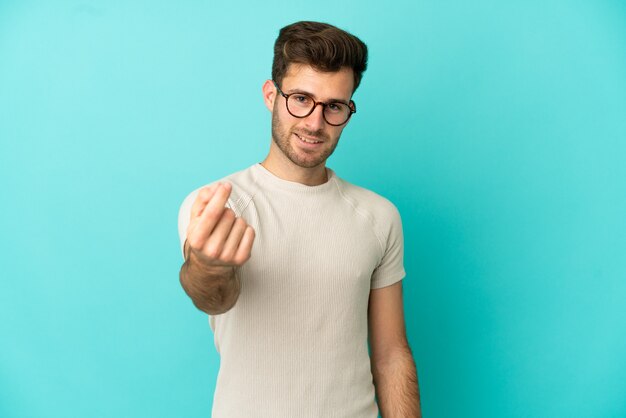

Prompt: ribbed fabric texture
xmin=178 ymin=163 xmax=405 ymax=418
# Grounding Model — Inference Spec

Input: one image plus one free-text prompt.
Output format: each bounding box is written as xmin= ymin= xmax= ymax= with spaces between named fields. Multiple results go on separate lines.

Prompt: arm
xmin=368 ymin=281 xmax=422 ymax=418
xmin=179 ymin=182 xmax=255 ymax=315
xmin=180 ymin=240 xmax=241 ymax=315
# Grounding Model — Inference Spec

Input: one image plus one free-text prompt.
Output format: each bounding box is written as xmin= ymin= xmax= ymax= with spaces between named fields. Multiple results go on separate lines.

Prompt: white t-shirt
xmin=178 ymin=163 xmax=405 ymax=418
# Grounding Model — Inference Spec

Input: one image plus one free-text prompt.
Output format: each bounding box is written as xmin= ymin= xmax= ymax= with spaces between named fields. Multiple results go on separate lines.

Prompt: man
xmin=177 ymin=21 xmax=421 ymax=418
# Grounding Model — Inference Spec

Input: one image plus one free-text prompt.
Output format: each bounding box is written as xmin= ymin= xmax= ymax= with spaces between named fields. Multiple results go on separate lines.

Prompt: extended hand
xmin=186 ymin=182 xmax=256 ymax=270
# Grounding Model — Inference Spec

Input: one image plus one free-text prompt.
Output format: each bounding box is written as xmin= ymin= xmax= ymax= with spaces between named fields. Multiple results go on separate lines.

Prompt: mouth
xmin=294 ymin=132 xmax=324 ymax=145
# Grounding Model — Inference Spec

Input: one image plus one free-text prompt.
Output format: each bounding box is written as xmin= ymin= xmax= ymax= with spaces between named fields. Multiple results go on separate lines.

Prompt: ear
xmin=262 ymin=79 xmax=276 ymax=112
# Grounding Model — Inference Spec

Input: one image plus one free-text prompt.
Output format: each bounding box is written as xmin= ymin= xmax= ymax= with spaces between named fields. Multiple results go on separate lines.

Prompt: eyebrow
xmin=284 ymin=88 xmax=351 ymax=106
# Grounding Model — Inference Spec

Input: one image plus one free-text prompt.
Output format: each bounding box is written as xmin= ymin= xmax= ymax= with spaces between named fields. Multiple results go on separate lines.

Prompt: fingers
xmin=203 ymin=208 xmax=237 ymax=259
xmin=186 ymin=181 xmax=256 ymax=268
xmin=190 ymin=183 xmax=220 ymax=218
xmin=202 ymin=214 xmax=255 ymax=266
xmin=200 ymin=182 xmax=232 ymax=225
xmin=187 ymin=183 xmax=232 ymax=249
xmin=220 ymin=217 xmax=249 ymax=262
xmin=232 ymin=226 xmax=255 ymax=265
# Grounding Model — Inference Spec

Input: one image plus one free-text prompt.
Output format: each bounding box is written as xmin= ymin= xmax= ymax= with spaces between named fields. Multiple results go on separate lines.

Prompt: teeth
xmin=296 ymin=133 xmax=321 ymax=144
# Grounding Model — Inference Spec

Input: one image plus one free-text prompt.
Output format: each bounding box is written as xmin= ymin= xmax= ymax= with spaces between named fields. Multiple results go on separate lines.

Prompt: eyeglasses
xmin=273 ymin=81 xmax=356 ymax=126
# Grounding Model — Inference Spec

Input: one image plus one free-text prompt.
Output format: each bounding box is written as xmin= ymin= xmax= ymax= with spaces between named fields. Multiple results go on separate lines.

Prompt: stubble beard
xmin=271 ymin=109 xmax=340 ymax=169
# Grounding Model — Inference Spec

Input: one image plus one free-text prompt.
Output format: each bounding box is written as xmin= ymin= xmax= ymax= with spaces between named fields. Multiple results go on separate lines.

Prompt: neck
xmin=260 ymin=155 xmax=328 ymax=186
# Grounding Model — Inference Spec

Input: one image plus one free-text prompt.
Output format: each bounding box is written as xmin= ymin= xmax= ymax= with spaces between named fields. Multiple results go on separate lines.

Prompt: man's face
xmin=269 ymin=64 xmax=355 ymax=169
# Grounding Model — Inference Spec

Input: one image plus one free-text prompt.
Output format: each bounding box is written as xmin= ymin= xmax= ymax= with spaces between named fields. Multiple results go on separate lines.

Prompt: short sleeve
xmin=370 ymin=204 xmax=406 ymax=289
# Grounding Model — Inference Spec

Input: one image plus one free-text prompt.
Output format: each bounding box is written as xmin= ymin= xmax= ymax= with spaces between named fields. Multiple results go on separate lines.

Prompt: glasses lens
xmin=323 ymin=103 xmax=351 ymax=126
xmin=286 ymin=94 xmax=315 ymax=117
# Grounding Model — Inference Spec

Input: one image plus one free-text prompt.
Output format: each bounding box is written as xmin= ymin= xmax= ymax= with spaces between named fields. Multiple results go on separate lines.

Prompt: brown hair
xmin=272 ymin=21 xmax=368 ymax=93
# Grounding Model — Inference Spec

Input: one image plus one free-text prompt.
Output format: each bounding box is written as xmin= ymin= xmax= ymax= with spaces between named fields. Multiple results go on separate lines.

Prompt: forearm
xmin=371 ymin=345 xmax=422 ymax=418
xmin=179 ymin=243 xmax=241 ymax=315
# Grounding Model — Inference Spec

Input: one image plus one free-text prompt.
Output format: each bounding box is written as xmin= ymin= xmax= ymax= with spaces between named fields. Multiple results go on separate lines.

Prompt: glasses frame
xmin=273 ymin=81 xmax=356 ymax=126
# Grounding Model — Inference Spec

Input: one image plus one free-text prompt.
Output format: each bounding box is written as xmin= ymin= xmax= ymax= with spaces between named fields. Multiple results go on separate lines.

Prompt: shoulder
xmin=331 ymin=175 xmax=403 ymax=250
xmin=332 ymin=175 xmax=402 ymax=223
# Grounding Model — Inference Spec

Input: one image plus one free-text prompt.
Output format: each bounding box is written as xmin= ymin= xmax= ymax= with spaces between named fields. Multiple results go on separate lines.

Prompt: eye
xmin=327 ymin=102 xmax=344 ymax=113
xmin=293 ymin=95 xmax=311 ymax=105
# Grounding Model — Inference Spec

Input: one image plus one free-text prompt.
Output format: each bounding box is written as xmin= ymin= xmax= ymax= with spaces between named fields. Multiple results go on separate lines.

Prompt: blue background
xmin=1 ymin=1 xmax=625 ymax=417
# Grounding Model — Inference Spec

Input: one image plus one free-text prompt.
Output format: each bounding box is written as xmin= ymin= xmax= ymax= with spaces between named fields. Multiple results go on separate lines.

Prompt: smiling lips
xmin=294 ymin=132 xmax=323 ymax=145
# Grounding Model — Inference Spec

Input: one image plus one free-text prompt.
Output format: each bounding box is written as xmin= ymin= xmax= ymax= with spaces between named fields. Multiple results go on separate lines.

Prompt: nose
xmin=303 ymin=103 xmax=326 ymax=131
